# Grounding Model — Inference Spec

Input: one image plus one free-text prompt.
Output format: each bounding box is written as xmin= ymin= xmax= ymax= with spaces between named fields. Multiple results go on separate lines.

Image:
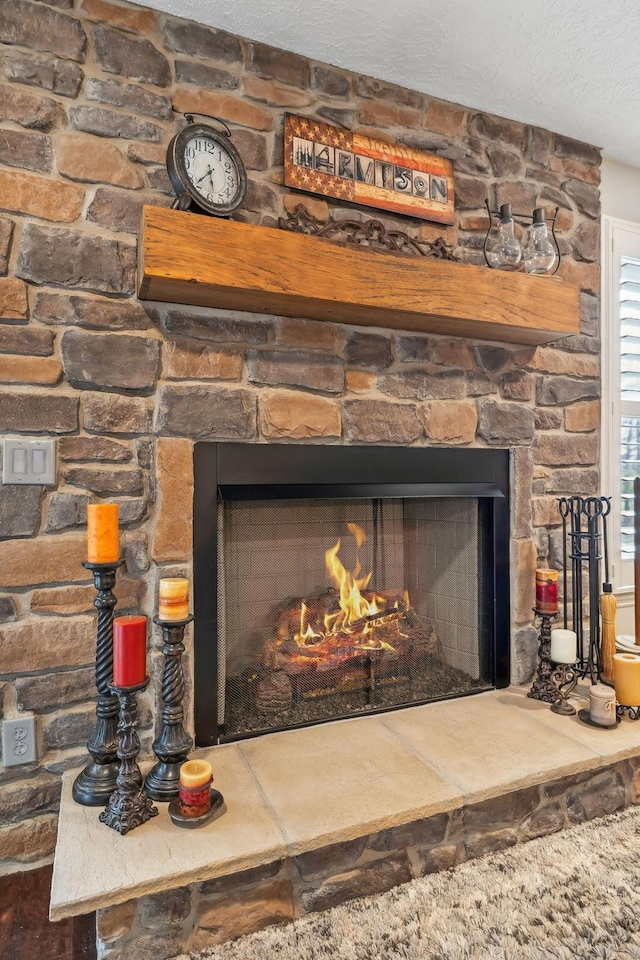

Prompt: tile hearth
xmin=51 ymin=686 xmax=640 ymax=923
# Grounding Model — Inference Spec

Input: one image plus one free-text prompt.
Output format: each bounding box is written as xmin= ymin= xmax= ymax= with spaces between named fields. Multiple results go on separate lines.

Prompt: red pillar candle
xmin=536 ymin=569 xmax=558 ymax=615
xmin=113 ymin=615 xmax=147 ymax=687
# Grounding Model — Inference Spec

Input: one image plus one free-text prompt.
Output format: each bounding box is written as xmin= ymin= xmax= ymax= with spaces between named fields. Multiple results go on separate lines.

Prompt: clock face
xmin=183 ymin=135 xmax=240 ymax=209
xmin=167 ymin=123 xmax=247 ymax=216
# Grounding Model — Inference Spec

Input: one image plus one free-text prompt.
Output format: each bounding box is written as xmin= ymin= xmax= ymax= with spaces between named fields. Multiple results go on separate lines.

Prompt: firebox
xmin=194 ymin=444 xmax=510 ymax=745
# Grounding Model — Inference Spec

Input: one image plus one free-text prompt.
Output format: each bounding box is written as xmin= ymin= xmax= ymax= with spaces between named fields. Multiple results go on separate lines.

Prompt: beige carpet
xmin=181 ymin=804 xmax=640 ymax=959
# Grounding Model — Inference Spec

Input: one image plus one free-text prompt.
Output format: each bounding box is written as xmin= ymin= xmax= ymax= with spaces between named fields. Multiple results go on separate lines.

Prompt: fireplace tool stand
xmin=559 ymin=496 xmax=611 ymax=685
xmin=73 ymin=560 xmax=124 ymax=807
xmin=100 ymin=679 xmax=158 ymax=834
xmin=145 ymin=616 xmax=194 ymax=802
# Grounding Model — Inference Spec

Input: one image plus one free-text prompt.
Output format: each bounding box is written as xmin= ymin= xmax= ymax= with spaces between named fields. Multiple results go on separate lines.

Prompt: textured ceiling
xmin=136 ymin=0 xmax=640 ymax=166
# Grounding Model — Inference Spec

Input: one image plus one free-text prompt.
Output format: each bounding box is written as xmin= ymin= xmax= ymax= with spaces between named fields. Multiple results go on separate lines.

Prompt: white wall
xmin=601 ymin=158 xmax=640 ymax=220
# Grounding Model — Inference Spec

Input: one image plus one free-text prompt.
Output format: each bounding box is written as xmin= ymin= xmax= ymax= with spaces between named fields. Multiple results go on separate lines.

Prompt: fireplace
xmin=193 ymin=444 xmax=510 ymax=744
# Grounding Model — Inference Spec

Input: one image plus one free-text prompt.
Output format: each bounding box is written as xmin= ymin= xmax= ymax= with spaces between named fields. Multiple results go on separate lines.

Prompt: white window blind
xmin=602 ymin=218 xmax=640 ymax=601
xmin=620 ymin=258 xmax=640 ymax=560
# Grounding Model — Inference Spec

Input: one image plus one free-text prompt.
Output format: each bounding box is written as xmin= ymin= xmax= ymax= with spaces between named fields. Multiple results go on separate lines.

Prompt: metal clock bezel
xmin=166 ymin=122 xmax=247 ymax=217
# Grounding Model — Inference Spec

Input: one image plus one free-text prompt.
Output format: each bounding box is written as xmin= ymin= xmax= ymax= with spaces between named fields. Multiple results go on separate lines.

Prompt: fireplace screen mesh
xmin=217 ymin=496 xmax=492 ymax=740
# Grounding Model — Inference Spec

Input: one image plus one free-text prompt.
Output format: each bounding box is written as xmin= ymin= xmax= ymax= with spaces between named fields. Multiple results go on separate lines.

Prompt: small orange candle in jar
xmin=179 ymin=760 xmax=212 ymax=818
xmin=87 ymin=503 xmax=119 ymax=564
xmin=158 ymin=578 xmax=190 ymax=621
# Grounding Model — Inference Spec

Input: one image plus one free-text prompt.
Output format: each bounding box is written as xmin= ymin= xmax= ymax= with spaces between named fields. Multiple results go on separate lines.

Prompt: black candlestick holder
xmin=100 ymin=678 xmax=158 ymax=834
xmin=73 ymin=560 xmax=124 ymax=807
xmin=145 ymin=616 xmax=194 ymax=802
xmin=550 ymin=662 xmax=578 ymax=715
xmin=527 ymin=610 xmax=560 ymax=704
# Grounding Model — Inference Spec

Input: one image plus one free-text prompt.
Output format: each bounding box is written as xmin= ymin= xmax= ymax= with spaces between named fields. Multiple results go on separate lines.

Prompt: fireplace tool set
xmin=529 ymin=494 xmax=640 ymax=725
xmin=73 ymin=505 xmax=222 ymax=835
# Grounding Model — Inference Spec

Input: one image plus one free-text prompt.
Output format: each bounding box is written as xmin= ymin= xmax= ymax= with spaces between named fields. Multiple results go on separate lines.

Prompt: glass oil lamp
xmin=524 ymin=207 xmax=557 ymax=275
xmin=485 ymin=203 xmax=522 ymax=271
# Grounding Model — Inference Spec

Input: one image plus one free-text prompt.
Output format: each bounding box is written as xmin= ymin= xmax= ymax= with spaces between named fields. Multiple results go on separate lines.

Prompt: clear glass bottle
xmin=524 ymin=207 xmax=556 ymax=274
xmin=486 ymin=204 xmax=522 ymax=271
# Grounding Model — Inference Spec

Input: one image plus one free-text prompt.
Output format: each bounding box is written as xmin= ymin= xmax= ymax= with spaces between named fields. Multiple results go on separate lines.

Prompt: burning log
xmin=256 ymin=671 xmax=293 ymax=714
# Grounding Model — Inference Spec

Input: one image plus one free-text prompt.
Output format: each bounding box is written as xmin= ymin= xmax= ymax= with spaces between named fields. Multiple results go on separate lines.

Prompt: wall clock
xmin=166 ymin=115 xmax=247 ymax=217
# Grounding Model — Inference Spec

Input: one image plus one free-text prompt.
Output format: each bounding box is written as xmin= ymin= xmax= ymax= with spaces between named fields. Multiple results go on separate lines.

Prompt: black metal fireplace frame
xmin=193 ymin=443 xmax=511 ymax=746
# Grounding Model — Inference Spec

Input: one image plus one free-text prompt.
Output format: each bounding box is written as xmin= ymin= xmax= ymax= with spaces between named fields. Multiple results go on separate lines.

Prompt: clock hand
xmin=195 ymin=166 xmax=214 ymax=186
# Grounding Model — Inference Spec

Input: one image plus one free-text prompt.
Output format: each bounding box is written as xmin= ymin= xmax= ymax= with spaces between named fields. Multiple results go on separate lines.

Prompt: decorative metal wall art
xmin=284 ymin=113 xmax=455 ymax=225
xmin=278 ymin=205 xmax=456 ymax=260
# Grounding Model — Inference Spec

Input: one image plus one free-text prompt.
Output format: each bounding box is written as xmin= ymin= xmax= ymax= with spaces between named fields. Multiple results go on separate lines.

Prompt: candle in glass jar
xmin=158 ymin=578 xmax=190 ymax=622
xmin=535 ymin=568 xmax=558 ymax=615
xmin=87 ymin=503 xmax=119 ymax=564
xmin=613 ymin=653 xmax=640 ymax=706
xmin=113 ymin=615 xmax=147 ymax=687
xmin=550 ymin=628 xmax=577 ymax=664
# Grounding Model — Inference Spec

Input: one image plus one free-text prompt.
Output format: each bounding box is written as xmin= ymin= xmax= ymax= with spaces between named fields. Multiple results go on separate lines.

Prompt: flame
xmin=325 ymin=523 xmax=380 ymax=633
xmin=291 ymin=524 xmax=401 ymax=654
xmin=294 ymin=601 xmax=323 ymax=646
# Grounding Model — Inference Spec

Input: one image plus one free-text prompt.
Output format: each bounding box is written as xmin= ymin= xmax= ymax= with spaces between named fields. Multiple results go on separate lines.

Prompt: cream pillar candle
xmin=550 ymin=628 xmax=577 ymax=664
xmin=613 ymin=653 xmax=640 ymax=706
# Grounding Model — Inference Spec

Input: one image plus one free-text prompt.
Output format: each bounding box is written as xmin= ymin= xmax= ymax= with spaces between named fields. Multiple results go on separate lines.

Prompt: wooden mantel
xmin=138 ymin=205 xmax=579 ymax=346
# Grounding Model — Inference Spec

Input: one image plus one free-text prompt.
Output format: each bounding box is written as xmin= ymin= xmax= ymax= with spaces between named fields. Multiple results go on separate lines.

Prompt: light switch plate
xmin=2 ymin=438 xmax=56 ymax=485
xmin=2 ymin=716 xmax=37 ymax=767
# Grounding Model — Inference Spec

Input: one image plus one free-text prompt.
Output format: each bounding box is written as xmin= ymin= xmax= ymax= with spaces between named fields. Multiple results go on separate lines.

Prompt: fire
xmin=293 ymin=523 xmax=402 ymax=652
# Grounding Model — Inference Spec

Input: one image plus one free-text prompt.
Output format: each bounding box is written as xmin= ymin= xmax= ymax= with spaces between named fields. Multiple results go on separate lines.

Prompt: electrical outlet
xmin=2 ymin=717 xmax=37 ymax=767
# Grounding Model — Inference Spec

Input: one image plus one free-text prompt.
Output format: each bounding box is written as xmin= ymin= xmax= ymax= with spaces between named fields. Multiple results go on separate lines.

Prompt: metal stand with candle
xmin=100 ymin=614 xmax=157 ymax=833
xmin=100 ymin=678 xmax=159 ymax=834
xmin=145 ymin=579 xmax=194 ymax=801
xmin=73 ymin=504 xmax=123 ymax=807
xmin=549 ymin=628 xmax=579 ymax=715
xmin=169 ymin=758 xmax=224 ymax=829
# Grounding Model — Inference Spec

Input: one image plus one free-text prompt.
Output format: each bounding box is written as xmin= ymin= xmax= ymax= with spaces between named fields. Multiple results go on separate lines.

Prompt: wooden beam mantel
xmin=138 ymin=205 xmax=579 ymax=346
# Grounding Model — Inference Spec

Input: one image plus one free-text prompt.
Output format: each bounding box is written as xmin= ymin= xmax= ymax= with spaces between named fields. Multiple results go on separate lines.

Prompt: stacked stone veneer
xmin=98 ymin=761 xmax=638 ymax=959
xmin=0 ymin=0 xmax=601 ymax=872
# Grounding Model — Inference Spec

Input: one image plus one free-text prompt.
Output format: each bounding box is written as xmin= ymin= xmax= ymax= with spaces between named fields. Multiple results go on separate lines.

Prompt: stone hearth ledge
xmin=50 ymin=688 xmax=640 ymax=921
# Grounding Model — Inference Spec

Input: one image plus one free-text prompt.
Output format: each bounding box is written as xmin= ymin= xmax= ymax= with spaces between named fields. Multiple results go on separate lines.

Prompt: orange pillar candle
xmin=87 ymin=503 xmax=119 ymax=564
xmin=158 ymin=578 xmax=190 ymax=621
xmin=113 ymin=615 xmax=147 ymax=687
xmin=613 ymin=653 xmax=640 ymax=706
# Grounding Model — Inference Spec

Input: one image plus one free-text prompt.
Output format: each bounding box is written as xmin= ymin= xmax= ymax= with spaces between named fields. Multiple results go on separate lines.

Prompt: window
xmin=602 ymin=219 xmax=640 ymax=603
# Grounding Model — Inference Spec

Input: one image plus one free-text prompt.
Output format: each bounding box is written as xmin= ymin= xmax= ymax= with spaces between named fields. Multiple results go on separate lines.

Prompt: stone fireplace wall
xmin=0 ymin=0 xmax=601 ymax=871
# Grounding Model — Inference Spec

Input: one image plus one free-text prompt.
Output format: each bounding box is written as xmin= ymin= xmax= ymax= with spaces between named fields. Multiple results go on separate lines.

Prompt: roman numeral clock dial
xmin=166 ymin=118 xmax=247 ymax=217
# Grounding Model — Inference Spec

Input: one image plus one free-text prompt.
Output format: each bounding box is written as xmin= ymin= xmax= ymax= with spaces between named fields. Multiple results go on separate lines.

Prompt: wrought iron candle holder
xmin=145 ymin=616 xmax=194 ymax=802
xmin=100 ymin=678 xmax=158 ymax=834
xmin=550 ymin=662 xmax=579 ymax=715
xmin=73 ymin=560 xmax=124 ymax=807
xmin=527 ymin=611 xmax=560 ymax=704
xmin=616 ymin=704 xmax=640 ymax=721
